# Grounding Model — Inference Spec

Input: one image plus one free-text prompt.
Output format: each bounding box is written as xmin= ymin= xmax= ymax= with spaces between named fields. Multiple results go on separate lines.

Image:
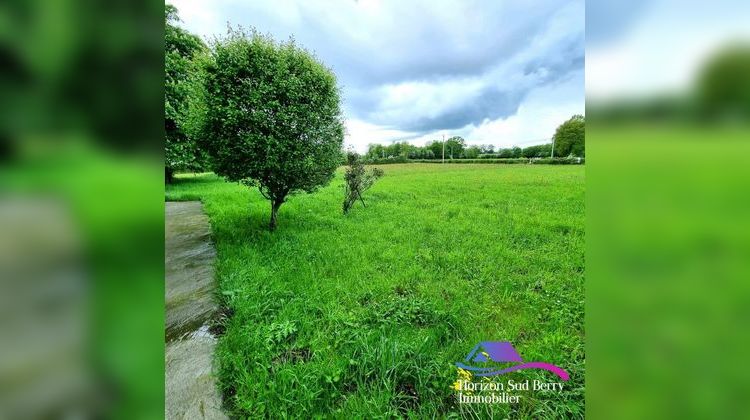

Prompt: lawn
xmin=165 ymin=163 xmax=585 ymax=418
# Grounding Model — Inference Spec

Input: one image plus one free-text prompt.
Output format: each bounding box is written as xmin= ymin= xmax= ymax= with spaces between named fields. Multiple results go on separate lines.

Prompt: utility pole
xmin=442 ymin=134 xmax=445 ymax=163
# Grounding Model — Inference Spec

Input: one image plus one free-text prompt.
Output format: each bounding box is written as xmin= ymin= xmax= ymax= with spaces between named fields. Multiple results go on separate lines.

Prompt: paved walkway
xmin=165 ymin=201 xmax=227 ymax=420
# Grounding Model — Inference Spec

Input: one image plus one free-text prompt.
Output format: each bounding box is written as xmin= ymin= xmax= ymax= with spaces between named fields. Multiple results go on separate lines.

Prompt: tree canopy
xmin=195 ymin=28 xmax=344 ymax=230
xmin=165 ymin=4 xmax=206 ymax=182
xmin=444 ymin=136 xmax=466 ymax=159
xmin=552 ymin=115 xmax=585 ymax=157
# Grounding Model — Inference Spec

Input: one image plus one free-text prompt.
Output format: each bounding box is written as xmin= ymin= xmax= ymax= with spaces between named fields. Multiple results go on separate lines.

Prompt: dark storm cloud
xmin=258 ymin=1 xmax=577 ymax=89
xmin=395 ymin=88 xmax=524 ymax=132
xmin=406 ymin=43 xmax=584 ymax=131
xmin=179 ymin=0 xmax=584 ymax=137
xmin=364 ymin=31 xmax=585 ymax=132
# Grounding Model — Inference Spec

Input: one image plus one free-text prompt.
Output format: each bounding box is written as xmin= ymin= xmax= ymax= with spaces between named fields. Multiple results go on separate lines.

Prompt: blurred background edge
xmin=0 ymin=0 xmax=165 ymax=418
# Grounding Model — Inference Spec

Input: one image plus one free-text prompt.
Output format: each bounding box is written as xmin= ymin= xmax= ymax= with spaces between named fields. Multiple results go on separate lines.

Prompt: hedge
xmin=410 ymin=158 xmax=527 ymax=164
xmin=364 ymin=156 xmax=409 ymax=164
xmin=409 ymin=158 xmax=584 ymax=164
xmin=364 ymin=157 xmax=584 ymax=165
xmin=532 ymin=157 xmax=585 ymax=165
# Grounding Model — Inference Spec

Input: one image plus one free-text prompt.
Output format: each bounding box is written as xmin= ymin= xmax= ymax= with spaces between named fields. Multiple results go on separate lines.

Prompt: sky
xmin=586 ymin=0 xmax=750 ymax=101
xmin=170 ymin=0 xmax=584 ymax=152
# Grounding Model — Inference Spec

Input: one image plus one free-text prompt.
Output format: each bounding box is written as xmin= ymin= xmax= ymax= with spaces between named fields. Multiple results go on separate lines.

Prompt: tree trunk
xmin=269 ymin=199 xmax=283 ymax=231
xmin=165 ymin=167 xmax=174 ymax=184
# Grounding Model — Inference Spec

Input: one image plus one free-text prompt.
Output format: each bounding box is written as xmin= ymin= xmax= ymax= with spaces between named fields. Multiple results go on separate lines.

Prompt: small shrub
xmin=343 ymin=152 xmax=384 ymax=214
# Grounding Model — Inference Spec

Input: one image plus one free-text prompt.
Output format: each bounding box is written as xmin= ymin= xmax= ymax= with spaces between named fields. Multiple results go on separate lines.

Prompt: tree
xmin=445 ymin=136 xmax=466 ymax=159
xmin=366 ymin=144 xmax=385 ymax=160
xmin=522 ymin=145 xmax=539 ymax=158
xmin=406 ymin=144 xmax=420 ymax=159
xmin=165 ymin=4 xmax=206 ymax=183
xmin=479 ymin=144 xmax=495 ymax=154
xmin=537 ymin=143 xmax=552 ymax=157
xmin=552 ymin=115 xmax=585 ymax=157
xmin=426 ymin=141 xmax=443 ymax=159
xmin=497 ymin=148 xmax=513 ymax=158
xmin=464 ymin=145 xmax=480 ymax=159
xmin=196 ymin=28 xmax=344 ymax=230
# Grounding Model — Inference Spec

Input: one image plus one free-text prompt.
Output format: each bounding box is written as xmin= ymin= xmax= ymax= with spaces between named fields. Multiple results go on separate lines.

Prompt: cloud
xmin=170 ymin=0 xmax=585 ymax=151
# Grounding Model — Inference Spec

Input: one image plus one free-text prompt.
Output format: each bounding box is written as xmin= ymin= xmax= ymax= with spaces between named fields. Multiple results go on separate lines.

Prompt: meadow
xmin=165 ymin=163 xmax=585 ymax=418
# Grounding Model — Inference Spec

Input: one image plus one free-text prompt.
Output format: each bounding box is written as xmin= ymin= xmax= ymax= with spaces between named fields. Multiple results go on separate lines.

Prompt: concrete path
xmin=165 ymin=201 xmax=227 ymax=420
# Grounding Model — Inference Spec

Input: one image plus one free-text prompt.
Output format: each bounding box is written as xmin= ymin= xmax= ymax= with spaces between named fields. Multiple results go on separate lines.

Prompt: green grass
xmin=587 ymin=124 xmax=750 ymax=420
xmin=166 ymin=163 xmax=585 ymax=418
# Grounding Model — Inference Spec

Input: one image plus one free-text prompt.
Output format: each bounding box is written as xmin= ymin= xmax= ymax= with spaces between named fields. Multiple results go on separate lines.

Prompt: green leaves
xmin=165 ymin=4 xmax=208 ymax=177
xmin=552 ymin=115 xmax=585 ymax=158
xmin=265 ymin=321 xmax=298 ymax=349
xmin=196 ymin=27 xmax=344 ymax=228
xmin=343 ymin=151 xmax=384 ymax=214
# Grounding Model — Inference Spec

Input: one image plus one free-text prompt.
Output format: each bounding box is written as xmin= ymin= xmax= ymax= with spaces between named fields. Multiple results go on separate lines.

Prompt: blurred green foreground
xmin=0 ymin=0 xmax=164 ymax=418
xmin=587 ymin=122 xmax=750 ymax=419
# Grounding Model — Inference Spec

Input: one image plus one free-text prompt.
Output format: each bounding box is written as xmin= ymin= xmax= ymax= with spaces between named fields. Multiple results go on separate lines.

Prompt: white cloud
xmin=169 ymin=0 xmax=585 ymax=152
xmin=344 ymin=119 xmax=408 ymax=152
xmin=462 ymin=75 xmax=584 ymax=147
xmin=170 ymin=0 xmax=223 ymax=40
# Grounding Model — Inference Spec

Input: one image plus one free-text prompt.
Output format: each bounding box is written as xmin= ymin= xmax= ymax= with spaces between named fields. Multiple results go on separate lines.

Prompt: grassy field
xmin=166 ymin=163 xmax=585 ymax=418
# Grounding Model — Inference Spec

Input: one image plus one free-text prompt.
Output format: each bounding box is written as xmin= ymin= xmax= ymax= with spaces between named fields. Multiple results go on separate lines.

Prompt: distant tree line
xmin=411 ymin=157 xmax=584 ymax=165
xmin=365 ymin=141 xmax=553 ymax=160
xmin=365 ymin=115 xmax=585 ymax=162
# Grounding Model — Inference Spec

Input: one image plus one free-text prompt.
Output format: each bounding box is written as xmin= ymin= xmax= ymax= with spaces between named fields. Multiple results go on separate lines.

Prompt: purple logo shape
xmin=456 ymin=341 xmax=569 ymax=381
